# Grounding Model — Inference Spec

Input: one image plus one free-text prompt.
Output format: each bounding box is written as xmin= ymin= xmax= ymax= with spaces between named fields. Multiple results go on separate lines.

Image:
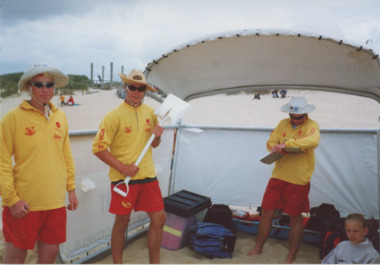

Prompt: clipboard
xmin=260 ymin=148 xmax=304 ymax=165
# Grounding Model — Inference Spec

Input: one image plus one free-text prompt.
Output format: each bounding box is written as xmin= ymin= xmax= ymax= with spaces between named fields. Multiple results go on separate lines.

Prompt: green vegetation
xmin=59 ymin=74 xmax=91 ymax=95
xmin=0 ymin=72 xmax=23 ymax=97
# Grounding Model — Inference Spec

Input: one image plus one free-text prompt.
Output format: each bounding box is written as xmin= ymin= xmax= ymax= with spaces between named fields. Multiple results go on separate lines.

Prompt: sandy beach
xmin=0 ymin=88 xmax=379 ymax=264
xmin=1 ymin=88 xmax=379 ymax=130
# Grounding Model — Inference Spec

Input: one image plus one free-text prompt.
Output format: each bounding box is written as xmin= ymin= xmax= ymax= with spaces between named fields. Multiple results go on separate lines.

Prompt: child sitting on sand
xmin=322 ymin=213 xmax=380 ymax=264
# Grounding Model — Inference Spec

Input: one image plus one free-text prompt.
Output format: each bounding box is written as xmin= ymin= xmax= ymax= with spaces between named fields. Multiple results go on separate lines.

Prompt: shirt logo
xmin=56 ymin=122 xmax=61 ymax=128
xmin=145 ymin=119 xmax=152 ymax=132
xmin=96 ymin=129 xmax=106 ymax=150
xmin=99 ymin=128 xmax=105 ymax=141
xmin=97 ymin=143 xmax=105 ymax=150
xmin=25 ymin=127 xmax=36 ymax=136
xmin=124 ymin=126 xmax=132 ymax=133
xmin=54 ymin=133 xmax=62 ymax=140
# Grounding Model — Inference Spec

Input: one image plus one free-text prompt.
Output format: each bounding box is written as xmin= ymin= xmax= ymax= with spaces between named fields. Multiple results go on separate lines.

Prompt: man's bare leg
xmin=37 ymin=241 xmax=59 ymax=263
xmin=247 ymin=209 xmax=275 ymax=256
xmin=4 ymin=242 xmax=28 ymax=264
xmin=147 ymin=210 xmax=166 ymax=264
xmin=286 ymin=214 xmax=303 ymax=264
xmin=111 ymin=214 xmax=130 ymax=264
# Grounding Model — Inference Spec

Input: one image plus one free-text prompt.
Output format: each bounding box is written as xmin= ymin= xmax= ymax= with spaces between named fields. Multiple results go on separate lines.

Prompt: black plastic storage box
xmin=163 ymin=190 xmax=211 ymax=217
xmin=161 ymin=190 xmax=212 ymax=250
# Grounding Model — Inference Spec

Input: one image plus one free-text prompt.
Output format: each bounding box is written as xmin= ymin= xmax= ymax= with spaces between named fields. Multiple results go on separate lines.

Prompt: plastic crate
xmin=161 ymin=190 xmax=211 ymax=250
xmin=161 ymin=208 xmax=208 ymax=250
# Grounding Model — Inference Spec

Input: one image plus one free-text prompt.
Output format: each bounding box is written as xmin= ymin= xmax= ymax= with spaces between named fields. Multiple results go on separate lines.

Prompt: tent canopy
xmin=145 ymin=29 xmax=380 ymax=102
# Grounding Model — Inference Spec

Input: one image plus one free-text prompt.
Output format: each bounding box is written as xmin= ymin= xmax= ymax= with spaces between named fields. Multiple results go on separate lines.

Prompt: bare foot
xmin=247 ymin=247 xmax=262 ymax=256
xmin=285 ymin=254 xmax=296 ymax=264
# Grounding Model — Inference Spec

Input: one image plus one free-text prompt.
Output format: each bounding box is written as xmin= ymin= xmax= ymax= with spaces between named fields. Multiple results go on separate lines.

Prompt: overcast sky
xmin=1 ymin=0 xmax=379 ymax=81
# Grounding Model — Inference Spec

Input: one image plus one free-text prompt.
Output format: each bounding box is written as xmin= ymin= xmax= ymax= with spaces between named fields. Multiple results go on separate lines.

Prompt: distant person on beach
xmin=67 ymin=96 xmax=75 ymax=106
xmin=92 ymin=69 xmax=165 ymax=264
xmin=322 ymin=213 xmax=380 ymax=263
xmin=272 ymin=89 xmax=279 ymax=98
xmin=280 ymin=89 xmax=287 ymax=98
xmin=60 ymin=93 xmax=66 ymax=106
xmin=253 ymin=93 xmax=261 ymax=100
xmin=0 ymin=64 xmax=79 ymax=263
xmin=248 ymin=97 xmax=320 ymax=263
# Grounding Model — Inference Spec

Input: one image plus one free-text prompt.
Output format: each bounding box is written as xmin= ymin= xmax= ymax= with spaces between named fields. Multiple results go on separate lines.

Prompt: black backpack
xmin=305 ymin=203 xmax=341 ymax=232
xmin=203 ymin=204 xmax=233 ymax=229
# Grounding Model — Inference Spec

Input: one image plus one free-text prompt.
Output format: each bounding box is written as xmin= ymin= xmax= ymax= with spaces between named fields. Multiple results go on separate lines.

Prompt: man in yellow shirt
xmin=248 ymin=97 xmax=320 ymax=263
xmin=92 ymin=69 xmax=165 ymax=264
xmin=0 ymin=64 xmax=79 ymax=263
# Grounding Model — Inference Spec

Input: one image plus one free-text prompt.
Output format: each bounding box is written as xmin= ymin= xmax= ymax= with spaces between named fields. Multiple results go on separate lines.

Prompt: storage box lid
xmin=164 ymin=190 xmax=211 ymax=217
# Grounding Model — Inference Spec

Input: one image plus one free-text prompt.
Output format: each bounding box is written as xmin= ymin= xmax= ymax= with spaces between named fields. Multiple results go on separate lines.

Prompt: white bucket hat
xmin=118 ymin=69 xmax=157 ymax=92
xmin=281 ymin=97 xmax=315 ymax=114
xmin=18 ymin=64 xmax=69 ymax=91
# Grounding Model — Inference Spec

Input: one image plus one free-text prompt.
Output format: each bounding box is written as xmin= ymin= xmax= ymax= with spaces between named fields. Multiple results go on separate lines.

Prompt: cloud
xmin=1 ymin=0 xmax=379 ymax=80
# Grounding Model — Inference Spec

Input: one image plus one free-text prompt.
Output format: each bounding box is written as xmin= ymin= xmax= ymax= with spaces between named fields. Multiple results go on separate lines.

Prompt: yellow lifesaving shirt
xmin=92 ymin=102 xmax=158 ymax=182
xmin=267 ymin=116 xmax=320 ymax=185
xmin=0 ymin=100 xmax=76 ymax=210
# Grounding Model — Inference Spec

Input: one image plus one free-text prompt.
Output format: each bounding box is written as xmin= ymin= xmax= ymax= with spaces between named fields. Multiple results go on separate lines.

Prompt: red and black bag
xmin=319 ymin=231 xmax=344 ymax=258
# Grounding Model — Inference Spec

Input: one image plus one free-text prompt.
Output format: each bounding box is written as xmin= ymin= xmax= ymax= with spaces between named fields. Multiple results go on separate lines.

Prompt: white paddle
xmin=113 ymin=94 xmax=191 ymax=197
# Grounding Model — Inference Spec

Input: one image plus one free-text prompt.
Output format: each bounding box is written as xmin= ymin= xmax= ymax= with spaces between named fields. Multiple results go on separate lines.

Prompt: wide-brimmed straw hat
xmin=281 ymin=97 xmax=315 ymax=114
xmin=118 ymin=69 xmax=157 ymax=92
xmin=18 ymin=64 xmax=69 ymax=90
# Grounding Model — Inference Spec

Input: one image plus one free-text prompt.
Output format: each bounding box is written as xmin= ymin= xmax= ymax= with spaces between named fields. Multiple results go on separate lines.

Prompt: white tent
xmin=143 ymin=30 xmax=379 ymax=219
xmin=145 ymin=29 xmax=380 ymax=102
xmin=59 ymin=30 xmax=380 ymax=263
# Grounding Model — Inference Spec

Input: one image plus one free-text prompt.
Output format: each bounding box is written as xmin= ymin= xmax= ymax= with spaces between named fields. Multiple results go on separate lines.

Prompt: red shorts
xmin=110 ymin=179 xmax=164 ymax=215
xmin=2 ymin=207 xmax=66 ymax=250
xmin=261 ymin=178 xmax=310 ymax=216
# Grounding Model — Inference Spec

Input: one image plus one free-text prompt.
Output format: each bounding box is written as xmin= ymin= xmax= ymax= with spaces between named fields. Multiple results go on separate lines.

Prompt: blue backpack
xmin=188 ymin=222 xmax=237 ymax=259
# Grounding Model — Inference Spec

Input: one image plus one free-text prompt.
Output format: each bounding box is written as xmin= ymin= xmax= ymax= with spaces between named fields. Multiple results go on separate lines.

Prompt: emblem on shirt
xmin=124 ymin=126 xmax=132 ymax=133
xmin=54 ymin=133 xmax=62 ymax=140
xmin=25 ymin=127 xmax=36 ymax=136
xmin=99 ymin=128 xmax=105 ymax=140
xmin=96 ymin=143 xmax=105 ymax=150
xmin=95 ymin=129 xmax=106 ymax=151
xmin=56 ymin=122 xmax=61 ymax=128
xmin=145 ymin=119 xmax=152 ymax=133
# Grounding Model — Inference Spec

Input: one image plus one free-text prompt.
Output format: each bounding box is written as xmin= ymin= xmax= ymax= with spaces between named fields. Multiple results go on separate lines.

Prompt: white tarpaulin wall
xmin=171 ymin=126 xmax=379 ymax=219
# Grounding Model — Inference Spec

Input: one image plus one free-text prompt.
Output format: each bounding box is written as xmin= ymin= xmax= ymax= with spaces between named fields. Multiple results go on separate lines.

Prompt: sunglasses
xmin=127 ymin=85 xmax=146 ymax=92
xmin=31 ymin=81 xmax=55 ymax=89
xmin=289 ymin=114 xmax=306 ymax=120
